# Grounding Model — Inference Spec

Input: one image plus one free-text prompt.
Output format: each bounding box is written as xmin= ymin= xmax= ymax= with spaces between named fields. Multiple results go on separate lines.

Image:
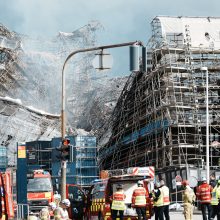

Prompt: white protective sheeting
xmin=157 ymin=16 xmax=220 ymax=48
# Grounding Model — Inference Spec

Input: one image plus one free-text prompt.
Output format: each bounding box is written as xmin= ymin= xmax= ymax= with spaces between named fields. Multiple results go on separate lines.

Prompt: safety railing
xmin=17 ymin=204 xmax=29 ymax=220
xmin=169 ymin=190 xmax=201 ymax=214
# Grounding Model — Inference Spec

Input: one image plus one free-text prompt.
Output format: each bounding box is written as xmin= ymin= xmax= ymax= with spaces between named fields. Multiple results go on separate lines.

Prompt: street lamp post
xmin=61 ymin=41 xmax=143 ymax=199
xmin=201 ymin=66 xmax=209 ymax=183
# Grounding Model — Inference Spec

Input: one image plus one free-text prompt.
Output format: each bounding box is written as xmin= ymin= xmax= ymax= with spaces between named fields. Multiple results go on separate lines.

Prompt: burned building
xmin=98 ymin=16 xmax=220 ymax=180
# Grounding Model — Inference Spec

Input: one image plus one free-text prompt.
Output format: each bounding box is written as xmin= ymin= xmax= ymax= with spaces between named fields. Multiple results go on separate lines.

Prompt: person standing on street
xmin=160 ymin=180 xmax=170 ymax=220
xmin=54 ymin=199 xmax=71 ymax=220
xmin=196 ymin=177 xmax=212 ymax=220
xmin=48 ymin=202 xmax=57 ymax=220
xmin=132 ymin=180 xmax=147 ymax=220
xmin=110 ymin=184 xmax=126 ymax=220
xmin=39 ymin=206 xmax=50 ymax=220
xmin=210 ymin=179 xmax=220 ymax=220
xmin=151 ymin=182 xmax=164 ymax=220
xmin=210 ymin=174 xmax=217 ymax=188
xmin=182 ymin=180 xmax=196 ymax=220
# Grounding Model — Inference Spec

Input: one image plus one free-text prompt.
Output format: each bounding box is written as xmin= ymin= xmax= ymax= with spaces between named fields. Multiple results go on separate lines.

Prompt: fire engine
xmin=85 ymin=167 xmax=155 ymax=220
xmin=0 ymin=170 xmax=14 ymax=220
xmin=27 ymin=169 xmax=53 ymax=212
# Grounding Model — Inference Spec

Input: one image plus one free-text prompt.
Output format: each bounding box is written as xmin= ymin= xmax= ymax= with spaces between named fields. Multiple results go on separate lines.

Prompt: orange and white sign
xmin=18 ymin=146 xmax=26 ymax=158
xmin=127 ymin=167 xmax=155 ymax=178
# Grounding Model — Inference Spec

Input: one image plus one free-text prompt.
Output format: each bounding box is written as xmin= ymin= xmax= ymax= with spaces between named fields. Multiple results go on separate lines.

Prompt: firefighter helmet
xmin=201 ymin=177 xmax=207 ymax=182
xmin=182 ymin=180 xmax=189 ymax=186
xmin=49 ymin=202 xmax=56 ymax=210
xmin=116 ymin=184 xmax=123 ymax=189
xmin=160 ymin=180 xmax=165 ymax=186
xmin=155 ymin=182 xmax=160 ymax=188
xmin=61 ymin=199 xmax=70 ymax=207
xmin=137 ymin=180 xmax=144 ymax=186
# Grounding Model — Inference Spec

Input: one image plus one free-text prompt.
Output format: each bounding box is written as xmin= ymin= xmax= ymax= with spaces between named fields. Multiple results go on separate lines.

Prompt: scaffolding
xmin=74 ymin=136 xmax=98 ymax=188
xmin=98 ymin=16 xmax=220 ymax=173
xmin=0 ymin=21 xmax=118 ymax=166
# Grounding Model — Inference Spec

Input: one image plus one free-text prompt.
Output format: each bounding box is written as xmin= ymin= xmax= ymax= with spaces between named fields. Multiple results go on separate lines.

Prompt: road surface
xmin=151 ymin=210 xmax=202 ymax=220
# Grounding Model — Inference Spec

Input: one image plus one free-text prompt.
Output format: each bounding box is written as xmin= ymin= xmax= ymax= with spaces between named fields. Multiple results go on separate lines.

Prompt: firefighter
xmin=196 ymin=177 xmax=212 ymax=220
xmin=182 ymin=180 xmax=196 ymax=220
xmin=209 ymin=174 xmax=216 ymax=188
xmin=54 ymin=199 xmax=71 ymax=220
xmin=39 ymin=207 xmax=50 ymax=220
xmin=160 ymin=180 xmax=170 ymax=220
xmin=210 ymin=179 xmax=220 ymax=220
xmin=132 ymin=180 xmax=147 ymax=220
xmin=48 ymin=202 xmax=57 ymax=219
xmin=54 ymin=192 xmax=61 ymax=207
xmin=152 ymin=182 xmax=164 ymax=220
xmin=110 ymin=184 xmax=126 ymax=220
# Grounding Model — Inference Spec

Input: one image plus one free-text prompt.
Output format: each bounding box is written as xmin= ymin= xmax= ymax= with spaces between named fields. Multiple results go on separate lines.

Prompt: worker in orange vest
xmin=196 ymin=177 xmax=212 ymax=220
xmin=132 ymin=180 xmax=147 ymax=220
xmin=110 ymin=184 xmax=126 ymax=220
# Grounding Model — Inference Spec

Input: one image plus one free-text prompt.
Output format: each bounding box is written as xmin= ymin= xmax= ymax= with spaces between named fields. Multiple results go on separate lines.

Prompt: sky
xmin=0 ymin=0 xmax=219 ymax=76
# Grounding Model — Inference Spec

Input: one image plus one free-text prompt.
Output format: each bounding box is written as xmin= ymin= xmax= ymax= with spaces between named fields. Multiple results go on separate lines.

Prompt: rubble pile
xmin=0 ymin=22 xmax=127 ymax=164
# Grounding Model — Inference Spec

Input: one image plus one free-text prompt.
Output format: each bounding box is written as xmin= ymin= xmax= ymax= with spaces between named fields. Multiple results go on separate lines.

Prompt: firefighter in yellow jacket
xmin=210 ymin=179 xmax=220 ymax=220
xmin=182 ymin=180 xmax=196 ymax=220
xmin=152 ymin=182 xmax=164 ymax=220
xmin=110 ymin=184 xmax=126 ymax=220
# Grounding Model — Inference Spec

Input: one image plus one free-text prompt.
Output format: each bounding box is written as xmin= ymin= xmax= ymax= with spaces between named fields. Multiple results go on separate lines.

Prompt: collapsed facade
xmin=0 ymin=22 xmax=127 ymax=165
xmin=98 ymin=16 xmax=220 ymax=181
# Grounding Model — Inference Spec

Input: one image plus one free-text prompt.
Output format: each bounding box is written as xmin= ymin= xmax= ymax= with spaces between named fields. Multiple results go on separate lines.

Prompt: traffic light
xmin=56 ymin=138 xmax=74 ymax=162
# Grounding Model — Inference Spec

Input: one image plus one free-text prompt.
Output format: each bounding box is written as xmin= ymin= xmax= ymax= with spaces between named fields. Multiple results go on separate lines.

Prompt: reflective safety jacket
xmin=161 ymin=185 xmax=170 ymax=206
xmin=196 ymin=183 xmax=212 ymax=204
xmin=111 ymin=191 xmax=126 ymax=211
xmin=211 ymin=185 xmax=220 ymax=205
xmin=132 ymin=186 xmax=147 ymax=207
xmin=152 ymin=189 xmax=163 ymax=207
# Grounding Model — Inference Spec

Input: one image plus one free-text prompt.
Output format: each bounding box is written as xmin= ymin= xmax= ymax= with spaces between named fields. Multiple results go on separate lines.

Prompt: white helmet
xmin=61 ymin=199 xmax=71 ymax=207
xmin=201 ymin=177 xmax=207 ymax=182
xmin=49 ymin=202 xmax=56 ymax=210
xmin=155 ymin=182 xmax=160 ymax=188
xmin=137 ymin=180 xmax=144 ymax=186
xmin=160 ymin=180 xmax=165 ymax=186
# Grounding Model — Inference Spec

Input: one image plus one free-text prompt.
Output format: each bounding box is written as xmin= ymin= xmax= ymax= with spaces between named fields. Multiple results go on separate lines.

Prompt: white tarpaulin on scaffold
xmin=156 ymin=16 xmax=220 ymax=48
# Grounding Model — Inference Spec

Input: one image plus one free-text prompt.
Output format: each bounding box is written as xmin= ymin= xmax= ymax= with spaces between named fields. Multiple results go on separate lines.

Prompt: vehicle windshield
xmin=27 ymin=177 xmax=52 ymax=192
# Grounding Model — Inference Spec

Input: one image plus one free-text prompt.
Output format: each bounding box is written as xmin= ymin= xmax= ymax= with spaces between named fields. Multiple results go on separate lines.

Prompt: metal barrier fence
xmin=17 ymin=204 xmax=29 ymax=220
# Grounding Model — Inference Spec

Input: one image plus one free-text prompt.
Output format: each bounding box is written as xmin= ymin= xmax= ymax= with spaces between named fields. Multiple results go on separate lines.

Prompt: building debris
xmin=0 ymin=21 xmax=126 ymax=165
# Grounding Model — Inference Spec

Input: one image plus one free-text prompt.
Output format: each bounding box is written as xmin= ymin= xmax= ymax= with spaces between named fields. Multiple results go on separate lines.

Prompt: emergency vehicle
xmin=27 ymin=169 xmax=54 ymax=212
xmin=0 ymin=170 xmax=15 ymax=220
xmin=85 ymin=167 xmax=155 ymax=220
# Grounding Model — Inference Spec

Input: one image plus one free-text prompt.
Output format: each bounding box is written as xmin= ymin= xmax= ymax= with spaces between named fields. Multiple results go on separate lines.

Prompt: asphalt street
xmin=151 ymin=211 xmax=203 ymax=220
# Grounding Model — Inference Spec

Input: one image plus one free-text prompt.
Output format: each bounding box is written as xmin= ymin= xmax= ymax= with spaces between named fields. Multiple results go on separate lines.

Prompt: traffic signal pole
xmin=61 ymin=41 xmax=143 ymax=199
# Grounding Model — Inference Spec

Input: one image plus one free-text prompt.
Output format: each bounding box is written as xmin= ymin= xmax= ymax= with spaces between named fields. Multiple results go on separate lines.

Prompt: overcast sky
xmin=0 ymin=0 xmax=219 ymax=76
